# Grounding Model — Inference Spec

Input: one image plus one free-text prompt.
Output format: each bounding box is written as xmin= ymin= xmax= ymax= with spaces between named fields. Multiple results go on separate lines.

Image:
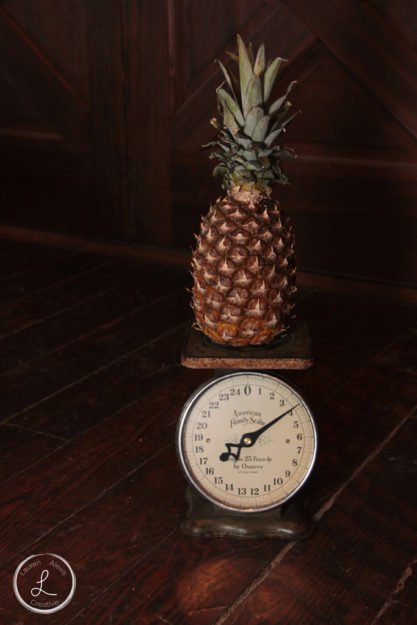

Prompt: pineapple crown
xmin=205 ymin=34 xmax=299 ymax=193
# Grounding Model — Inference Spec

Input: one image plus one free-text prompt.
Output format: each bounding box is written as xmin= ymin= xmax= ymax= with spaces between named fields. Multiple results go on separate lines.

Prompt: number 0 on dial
xmin=177 ymin=371 xmax=317 ymax=513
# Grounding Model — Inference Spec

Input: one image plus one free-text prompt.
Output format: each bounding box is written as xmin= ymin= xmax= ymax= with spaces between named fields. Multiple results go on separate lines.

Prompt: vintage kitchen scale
xmin=175 ymin=34 xmax=318 ymax=539
xmin=176 ymin=318 xmax=317 ymax=540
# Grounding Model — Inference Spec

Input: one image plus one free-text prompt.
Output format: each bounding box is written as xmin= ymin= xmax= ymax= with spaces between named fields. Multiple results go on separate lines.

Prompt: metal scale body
xmin=177 ymin=318 xmax=317 ymax=540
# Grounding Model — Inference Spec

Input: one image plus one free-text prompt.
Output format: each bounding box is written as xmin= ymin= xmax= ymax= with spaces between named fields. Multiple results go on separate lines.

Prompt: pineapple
xmin=191 ymin=35 xmax=299 ymax=346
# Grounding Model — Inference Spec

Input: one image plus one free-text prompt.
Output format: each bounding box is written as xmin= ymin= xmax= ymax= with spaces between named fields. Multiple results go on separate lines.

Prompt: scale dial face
xmin=177 ymin=371 xmax=317 ymax=513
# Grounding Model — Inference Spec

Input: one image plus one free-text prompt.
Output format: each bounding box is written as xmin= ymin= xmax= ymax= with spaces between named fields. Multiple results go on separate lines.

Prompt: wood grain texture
xmin=0 ymin=239 xmax=73 ymax=281
xmin=2 ymin=0 xmax=90 ymax=106
xmin=283 ymin=0 xmax=417 ymax=138
xmin=221 ymin=418 xmax=417 ymax=625
xmin=172 ymin=0 xmax=316 ymax=150
xmin=0 ymin=423 xmax=64 ymax=484
xmin=0 ymin=239 xmax=416 ymax=625
xmin=9 ymin=324 xmax=190 ymax=440
xmin=124 ymin=0 xmax=173 ymax=244
xmin=0 ymin=250 xmax=100 ymax=307
xmin=0 ymin=287 xmax=190 ymax=419
xmin=1 ymin=0 xmax=416 ymax=284
xmin=0 ymin=368 xmax=206 ymax=561
xmin=0 ymin=6 xmax=88 ymax=137
xmin=0 ymin=256 xmax=134 ymax=338
xmin=0 ymin=262 xmax=185 ymax=371
xmin=84 ymin=0 xmax=129 ymax=239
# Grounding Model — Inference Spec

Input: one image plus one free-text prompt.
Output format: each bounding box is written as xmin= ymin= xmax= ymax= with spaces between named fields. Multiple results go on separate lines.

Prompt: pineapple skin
xmin=191 ymin=187 xmax=296 ymax=346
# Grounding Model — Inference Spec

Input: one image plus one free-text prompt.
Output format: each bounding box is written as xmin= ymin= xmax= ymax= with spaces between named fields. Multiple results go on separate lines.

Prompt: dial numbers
xmin=177 ymin=372 xmax=317 ymax=513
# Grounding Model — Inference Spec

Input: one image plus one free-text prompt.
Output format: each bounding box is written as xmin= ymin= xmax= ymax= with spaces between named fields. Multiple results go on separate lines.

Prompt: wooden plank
xmin=64 ymin=530 xmax=274 ymax=625
xmin=0 ymin=367 xmax=277 ymax=624
xmin=0 ymin=451 xmax=184 ymax=624
xmin=0 ymin=288 xmax=191 ymax=419
xmin=373 ymin=557 xmax=417 ymax=624
xmin=123 ymin=0 xmax=172 ymax=244
xmin=297 ymin=271 xmax=417 ymax=306
xmin=1 ymin=230 xmax=416 ymax=303
xmin=0 ymin=238 xmax=71 ymax=281
xmin=3 ymin=0 xmax=90 ymax=106
xmin=9 ymin=290 xmax=356 ymax=440
xmin=0 ymin=256 xmax=135 ymax=338
xmin=40 ymin=327 xmax=417 ymax=625
xmin=0 ymin=284 xmax=415 ymax=622
xmin=75 ymin=327 xmax=417 ymax=625
xmin=172 ymin=0 xmax=266 ymax=110
xmin=0 ymin=367 xmax=207 ymax=560
xmin=0 ymin=452 xmax=276 ymax=625
xmin=0 ymin=225 xmax=192 ymax=266
xmin=0 ymin=7 xmax=88 ymax=138
xmin=284 ymin=300 xmax=417 ymax=406
xmin=283 ymin=0 xmax=417 ymax=139
xmin=0 ymin=291 xmax=360 ymax=551
xmin=305 ymin=322 xmax=417 ymax=510
xmin=84 ymin=0 xmax=129 ymax=240
xmin=376 ymin=602 xmax=417 ymax=625
xmin=220 ymin=416 xmax=417 ymax=625
xmin=0 ymin=251 xmax=103 ymax=308
xmin=0 ymin=262 xmax=186 ymax=372
xmin=9 ymin=323 xmax=189 ymax=440
xmin=0 ymin=423 xmax=64 ymax=484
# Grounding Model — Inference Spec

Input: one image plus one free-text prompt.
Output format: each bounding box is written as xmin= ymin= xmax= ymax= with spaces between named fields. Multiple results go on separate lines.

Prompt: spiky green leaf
xmin=243 ymin=74 xmax=262 ymax=116
xmin=264 ymin=127 xmax=283 ymax=147
xmin=281 ymin=109 xmax=300 ymax=129
xmin=276 ymin=146 xmax=297 ymax=158
xmin=242 ymin=149 xmax=257 ymax=161
xmin=226 ymin=50 xmax=239 ymax=62
xmin=223 ymin=104 xmax=240 ymax=135
xmin=213 ymin=164 xmax=226 ymax=177
xmin=269 ymin=81 xmax=297 ymax=115
xmin=254 ymin=43 xmax=265 ymax=75
xmin=216 ymin=60 xmax=238 ymax=101
xmin=251 ymin=114 xmax=270 ymax=142
xmin=243 ymin=106 xmax=263 ymax=138
xmin=245 ymin=160 xmax=262 ymax=170
xmin=274 ymin=100 xmax=292 ymax=122
xmin=237 ymin=34 xmax=254 ymax=108
xmin=247 ymin=41 xmax=254 ymax=64
xmin=263 ymin=57 xmax=286 ymax=102
xmin=217 ymin=87 xmax=245 ymax=126
xmin=258 ymin=148 xmax=273 ymax=157
xmin=235 ymin=136 xmax=252 ymax=149
xmin=260 ymin=169 xmax=275 ymax=179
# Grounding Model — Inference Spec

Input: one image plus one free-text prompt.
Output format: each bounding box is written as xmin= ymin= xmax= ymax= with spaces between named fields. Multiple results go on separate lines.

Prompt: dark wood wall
xmin=1 ymin=0 xmax=416 ymax=285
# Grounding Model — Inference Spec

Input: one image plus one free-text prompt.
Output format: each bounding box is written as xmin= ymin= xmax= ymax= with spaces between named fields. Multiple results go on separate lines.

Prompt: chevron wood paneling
xmin=283 ymin=0 xmax=417 ymax=139
xmin=170 ymin=0 xmax=417 ymax=285
xmin=0 ymin=2 xmax=129 ymax=240
xmin=0 ymin=0 xmax=416 ymax=284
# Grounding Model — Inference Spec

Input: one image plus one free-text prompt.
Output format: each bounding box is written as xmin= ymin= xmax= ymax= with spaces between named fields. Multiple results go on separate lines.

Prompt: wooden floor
xmin=0 ymin=237 xmax=416 ymax=625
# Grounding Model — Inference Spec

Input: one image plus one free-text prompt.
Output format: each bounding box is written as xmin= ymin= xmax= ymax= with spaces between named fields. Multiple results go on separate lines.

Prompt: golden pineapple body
xmin=192 ymin=187 xmax=296 ymax=346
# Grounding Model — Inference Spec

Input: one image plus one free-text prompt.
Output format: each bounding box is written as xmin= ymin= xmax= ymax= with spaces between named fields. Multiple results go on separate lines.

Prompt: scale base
xmin=181 ymin=318 xmax=313 ymax=370
xmin=180 ymin=318 xmax=315 ymax=540
xmin=182 ymin=487 xmax=314 ymax=540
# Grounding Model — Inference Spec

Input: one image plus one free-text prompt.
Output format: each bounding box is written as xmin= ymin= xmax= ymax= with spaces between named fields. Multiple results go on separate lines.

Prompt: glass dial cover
xmin=176 ymin=371 xmax=317 ymax=513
